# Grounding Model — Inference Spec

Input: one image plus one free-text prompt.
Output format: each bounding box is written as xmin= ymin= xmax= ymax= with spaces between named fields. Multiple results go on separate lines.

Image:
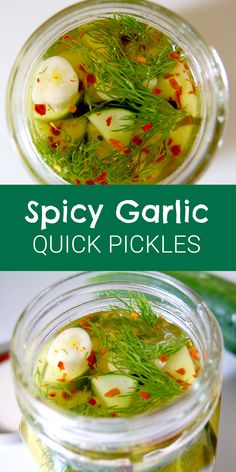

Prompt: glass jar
xmin=11 ymin=271 xmax=222 ymax=472
xmin=6 ymin=0 xmax=228 ymax=185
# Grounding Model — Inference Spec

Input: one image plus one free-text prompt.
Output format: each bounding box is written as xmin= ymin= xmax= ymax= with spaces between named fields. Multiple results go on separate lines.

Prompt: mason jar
xmin=6 ymin=0 xmax=228 ymax=185
xmin=11 ymin=271 xmax=223 ymax=472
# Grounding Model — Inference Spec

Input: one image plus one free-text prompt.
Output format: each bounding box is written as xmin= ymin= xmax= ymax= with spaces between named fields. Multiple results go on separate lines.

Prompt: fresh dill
xmin=30 ymin=14 xmax=199 ymax=184
xmin=34 ymin=292 xmax=197 ymax=419
xmin=110 ymin=291 xmax=159 ymax=328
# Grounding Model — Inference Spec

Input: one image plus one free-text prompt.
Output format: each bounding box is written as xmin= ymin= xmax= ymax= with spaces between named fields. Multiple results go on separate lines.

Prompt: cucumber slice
xmin=34 ymin=117 xmax=87 ymax=150
xmin=92 ymin=374 xmax=137 ymax=409
xmin=88 ymin=108 xmax=135 ymax=148
xmin=157 ymin=62 xmax=199 ymax=117
xmin=86 ymin=122 xmax=112 ymax=158
xmin=163 ymin=346 xmax=196 ymax=384
xmin=165 ymin=272 xmax=236 ymax=354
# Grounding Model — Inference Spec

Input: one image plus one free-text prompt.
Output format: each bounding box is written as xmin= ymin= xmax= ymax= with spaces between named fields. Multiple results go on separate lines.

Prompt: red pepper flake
xmin=62 ymin=391 xmax=70 ymax=400
xmin=170 ymin=52 xmax=180 ymax=60
xmin=87 ymin=73 xmax=96 ymax=86
xmin=152 ymin=88 xmax=162 ymax=96
xmin=142 ymin=147 xmax=150 ymax=155
xmin=86 ymin=180 xmax=95 ymax=185
xmin=88 ymin=397 xmax=97 ymax=406
xmin=175 ymin=88 xmax=182 ymax=107
xmin=169 ymin=78 xmax=180 ymax=90
xmin=34 ymin=104 xmax=46 ymax=116
xmin=168 ymin=138 xmax=173 ymax=146
xmin=80 ymin=319 xmax=91 ymax=329
xmin=87 ymin=351 xmax=97 ymax=368
xmin=131 ymin=174 xmax=139 ymax=181
xmin=76 ymin=179 xmax=81 ymax=185
xmin=50 ymin=141 xmax=60 ymax=149
xmin=142 ymin=123 xmax=153 ymax=132
xmin=105 ymin=388 xmax=121 ymax=398
xmin=94 ymin=172 xmax=107 ymax=182
xmin=136 ymin=56 xmax=147 ymax=64
xmin=111 ymin=412 xmax=117 ymax=417
xmin=63 ymin=34 xmax=70 ymax=40
xmin=131 ymin=312 xmax=139 ymax=319
xmin=132 ymin=136 xmax=143 ymax=145
xmin=171 ymin=145 xmax=181 ymax=157
xmin=71 ymin=387 xmax=78 ymax=394
xmin=176 ymin=368 xmax=186 ymax=376
xmin=189 ymin=348 xmax=199 ymax=361
xmin=50 ymin=125 xmax=61 ymax=136
xmin=0 ymin=352 xmax=10 ymax=363
xmin=159 ymin=354 xmax=168 ymax=363
xmin=69 ymin=105 xmax=77 ymax=113
xmin=57 ymin=378 xmax=66 ymax=383
xmin=109 ymin=139 xmax=124 ymax=151
xmin=186 ymin=116 xmax=194 ymax=124
xmin=156 ymin=155 xmax=165 ymax=164
xmin=106 ymin=116 xmax=112 ymax=127
xmin=182 ymin=383 xmax=191 ymax=391
xmin=100 ymin=347 xmax=109 ymax=355
xmin=140 ymin=391 xmax=151 ymax=400
xmin=79 ymin=64 xmax=87 ymax=72
xmin=48 ymin=393 xmax=56 ymax=398
xmin=101 ymin=181 xmax=108 ymax=185
xmin=58 ymin=361 xmax=65 ymax=370
xmin=123 ymin=148 xmax=131 ymax=154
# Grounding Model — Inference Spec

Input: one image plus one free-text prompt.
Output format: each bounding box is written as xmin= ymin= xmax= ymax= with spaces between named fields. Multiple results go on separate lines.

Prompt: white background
xmin=0 ymin=0 xmax=236 ymax=184
xmin=0 ymin=271 xmax=236 ymax=471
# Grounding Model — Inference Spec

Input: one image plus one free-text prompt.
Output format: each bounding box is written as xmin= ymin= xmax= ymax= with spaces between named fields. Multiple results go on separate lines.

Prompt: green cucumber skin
xmin=165 ymin=272 xmax=236 ymax=354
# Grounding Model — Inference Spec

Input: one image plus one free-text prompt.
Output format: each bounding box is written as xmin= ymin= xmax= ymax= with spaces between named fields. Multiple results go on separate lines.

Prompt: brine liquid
xmin=34 ymin=307 xmax=201 ymax=417
xmin=22 ymin=298 xmax=218 ymax=472
xmin=28 ymin=16 xmax=201 ymax=184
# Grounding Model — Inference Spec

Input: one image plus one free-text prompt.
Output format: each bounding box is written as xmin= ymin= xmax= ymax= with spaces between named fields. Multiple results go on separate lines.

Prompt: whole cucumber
xmin=165 ymin=272 xmax=236 ymax=354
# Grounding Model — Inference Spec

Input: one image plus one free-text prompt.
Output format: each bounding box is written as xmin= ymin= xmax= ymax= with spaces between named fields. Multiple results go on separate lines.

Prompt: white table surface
xmin=0 ymin=0 xmax=236 ymax=184
xmin=0 ymin=271 xmax=236 ymax=471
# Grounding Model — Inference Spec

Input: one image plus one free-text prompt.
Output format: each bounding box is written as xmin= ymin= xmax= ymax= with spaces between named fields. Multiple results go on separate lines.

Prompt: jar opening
xmin=11 ymin=271 xmax=222 ymax=453
xmin=6 ymin=1 xmax=228 ymax=184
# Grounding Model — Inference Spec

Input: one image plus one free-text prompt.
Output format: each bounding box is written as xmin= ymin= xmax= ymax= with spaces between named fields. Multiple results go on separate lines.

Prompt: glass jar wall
xmin=6 ymin=0 xmax=228 ymax=184
xmin=11 ymin=272 xmax=223 ymax=472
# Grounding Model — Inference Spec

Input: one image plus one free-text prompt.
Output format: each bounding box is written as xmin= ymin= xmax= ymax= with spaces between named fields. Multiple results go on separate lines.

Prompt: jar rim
xmin=6 ymin=0 xmax=229 ymax=184
xmin=11 ymin=271 xmax=223 ymax=453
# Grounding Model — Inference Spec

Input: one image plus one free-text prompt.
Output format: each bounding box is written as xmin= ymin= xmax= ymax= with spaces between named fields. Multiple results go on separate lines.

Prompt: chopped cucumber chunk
xmin=34 ymin=117 xmax=87 ymax=150
xmin=163 ymin=346 xmax=196 ymax=384
xmin=92 ymin=374 xmax=137 ymax=409
xmin=158 ymin=63 xmax=198 ymax=117
xmin=88 ymin=108 xmax=135 ymax=148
